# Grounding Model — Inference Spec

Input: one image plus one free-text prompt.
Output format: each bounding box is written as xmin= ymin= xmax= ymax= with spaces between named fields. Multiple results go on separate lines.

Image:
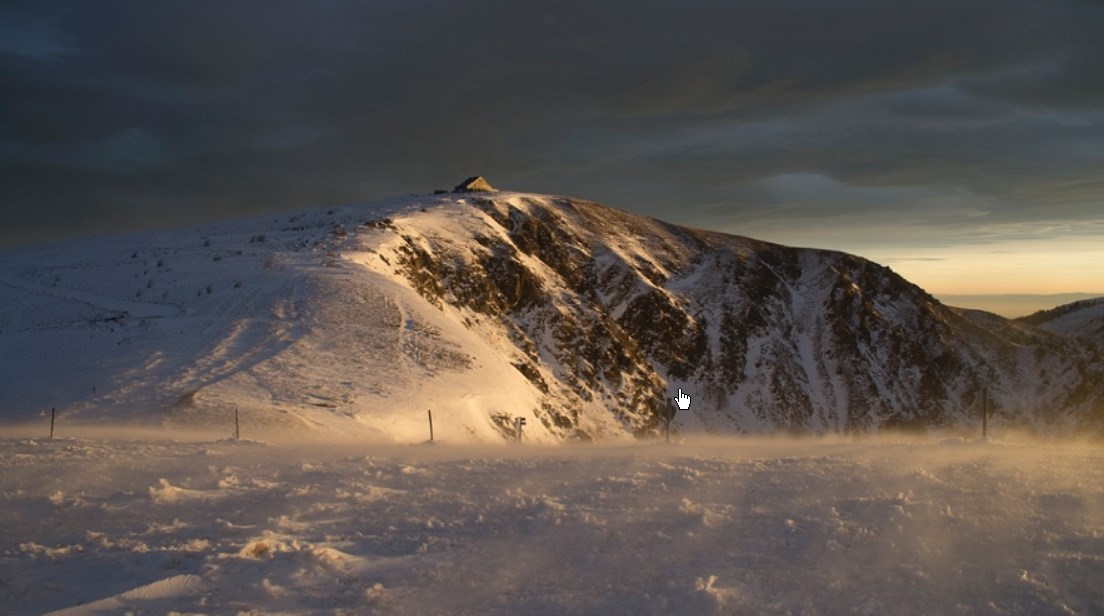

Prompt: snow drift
xmin=1 ymin=434 xmax=1102 ymax=614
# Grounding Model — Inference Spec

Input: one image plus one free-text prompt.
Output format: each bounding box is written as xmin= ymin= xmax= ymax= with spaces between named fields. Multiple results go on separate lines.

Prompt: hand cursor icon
xmin=673 ymin=389 xmax=691 ymax=410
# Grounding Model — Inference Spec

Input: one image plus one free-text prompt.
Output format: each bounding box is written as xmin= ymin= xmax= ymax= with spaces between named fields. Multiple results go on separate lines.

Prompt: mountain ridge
xmin=1 ymin=189 xmax=1101 ymax=440
xmin=1019 ymin=296 xmax=1104 ymax=352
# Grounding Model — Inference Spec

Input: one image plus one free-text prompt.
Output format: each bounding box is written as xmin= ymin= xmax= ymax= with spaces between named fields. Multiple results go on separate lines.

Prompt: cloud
xmin=1 ymin=0 xmax=1102 ymax=254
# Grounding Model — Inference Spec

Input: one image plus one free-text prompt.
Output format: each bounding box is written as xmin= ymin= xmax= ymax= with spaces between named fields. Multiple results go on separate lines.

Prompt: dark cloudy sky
xmin=3 ymin=0 xmax=1102 ymax=295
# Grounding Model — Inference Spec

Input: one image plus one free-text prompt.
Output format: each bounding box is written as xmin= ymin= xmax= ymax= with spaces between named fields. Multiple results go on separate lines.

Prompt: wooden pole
xmin=427 ymin=409 xmax=434 ymax=443
xmin=49 ymin=408 xmax=55 ymax=439
xmin=981 ymin=388 xmax=988 ymax=438
xmin=234 ymin=406 xmax=240 ymax=440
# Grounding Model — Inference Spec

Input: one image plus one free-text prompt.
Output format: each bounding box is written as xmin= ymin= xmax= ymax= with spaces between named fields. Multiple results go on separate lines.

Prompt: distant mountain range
xmin=1 ymin=187 xmax=1101 ymax=440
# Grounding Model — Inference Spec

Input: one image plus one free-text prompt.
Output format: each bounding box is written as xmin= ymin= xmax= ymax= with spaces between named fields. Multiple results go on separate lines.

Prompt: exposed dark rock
xmin=381 ymin=193 xmax=1104 ymax=437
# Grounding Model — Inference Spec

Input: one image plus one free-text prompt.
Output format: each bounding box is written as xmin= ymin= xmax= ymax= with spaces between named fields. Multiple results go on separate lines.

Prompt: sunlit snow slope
xmin=1 ymin=190 xmax=1101 ymax=439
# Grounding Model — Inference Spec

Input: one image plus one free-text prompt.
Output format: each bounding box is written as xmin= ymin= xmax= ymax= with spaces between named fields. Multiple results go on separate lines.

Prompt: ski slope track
xmin=1 ymin=190 xmax=1102 ymax=441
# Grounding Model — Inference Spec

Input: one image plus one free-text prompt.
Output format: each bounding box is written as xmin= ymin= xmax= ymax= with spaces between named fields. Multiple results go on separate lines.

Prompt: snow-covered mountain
xmin=1 ymin=188 xmax=1101 ymax=440
xmin=1019 ymin=296 xmax=1104 ymax=351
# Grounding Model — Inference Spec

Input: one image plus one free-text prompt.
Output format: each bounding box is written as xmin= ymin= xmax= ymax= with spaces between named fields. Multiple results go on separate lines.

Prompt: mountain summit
xmin=1 ymin=190 xmax=1101 ymax=440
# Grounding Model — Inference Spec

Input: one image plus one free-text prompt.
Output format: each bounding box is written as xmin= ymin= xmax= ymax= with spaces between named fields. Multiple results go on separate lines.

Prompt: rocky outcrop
xmin=375 ymin=193 xmax=1104 ymax=437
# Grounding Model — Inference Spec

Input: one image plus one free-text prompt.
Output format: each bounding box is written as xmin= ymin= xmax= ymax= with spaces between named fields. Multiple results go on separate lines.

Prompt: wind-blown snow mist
xmin=2 ymin=432 xmax=1101 ymax=614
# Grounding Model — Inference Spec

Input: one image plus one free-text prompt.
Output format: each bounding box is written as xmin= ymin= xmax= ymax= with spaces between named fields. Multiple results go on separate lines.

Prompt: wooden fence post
xmin=981 ymin=388 xmax=988 ymax=438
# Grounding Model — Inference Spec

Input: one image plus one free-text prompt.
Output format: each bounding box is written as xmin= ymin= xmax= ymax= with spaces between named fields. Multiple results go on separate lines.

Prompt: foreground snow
xmin=1 ymin=431 xmax=1102 ymax=615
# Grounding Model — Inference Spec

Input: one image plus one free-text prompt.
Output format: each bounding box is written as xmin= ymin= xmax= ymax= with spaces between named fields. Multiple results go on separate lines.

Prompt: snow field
xmin=1 ymin=434 xmax=1102 ymax=615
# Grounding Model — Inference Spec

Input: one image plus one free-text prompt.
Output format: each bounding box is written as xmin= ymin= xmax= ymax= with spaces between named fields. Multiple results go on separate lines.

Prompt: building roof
xmin=453 ymin=176 xmax=496 ymax=192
